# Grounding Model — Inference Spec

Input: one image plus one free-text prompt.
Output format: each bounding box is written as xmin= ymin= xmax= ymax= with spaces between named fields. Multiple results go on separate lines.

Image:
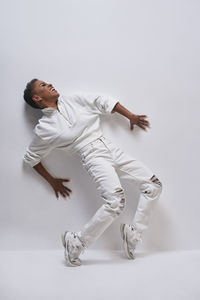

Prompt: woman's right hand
xmin=49 ymin=178 xmax=72 ymax=199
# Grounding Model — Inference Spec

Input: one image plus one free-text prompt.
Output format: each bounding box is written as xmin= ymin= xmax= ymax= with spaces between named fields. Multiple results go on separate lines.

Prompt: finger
xmin=65 ymin=191 xmax=71 ymax=198
xmin=63 ymin=187 xmax=71 ymax=195
xmin=61 ymin=179 xmax=70 ymax=182
xmin=139 ymin=118 xmax=149 ymax=125
xmin=130 ymin=123 xmax=134 ymax=131
xmin=62 ymin=188 xmax=71 ymax=196
xmin=139 ymin=115 xmax=147 ymax=118
xmin=55 ymin=191 xmax=59 ymax=199
xmin=60 ymin=191 xmax=67 ymax=198
xmin=139 ymin=119 xmax=147 ymax=124
xmin=139 ymin=118 xmax=149 ymax=124
xmin=138 ymin=124 xmax=147 ymax=130
xmin=63 ymin=186 xmax=72 ymax=192
xmin=62 ymin=184 xmax=72 ymax=192
xmin=140 ymin=118 xmax=149 ymax=123
xmin=140 ymin=120 xmax=150 ymax=127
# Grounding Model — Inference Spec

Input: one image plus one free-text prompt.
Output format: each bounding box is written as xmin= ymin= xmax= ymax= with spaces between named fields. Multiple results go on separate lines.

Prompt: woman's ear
xmin=32 ymin=95 xmax=42 ymax=105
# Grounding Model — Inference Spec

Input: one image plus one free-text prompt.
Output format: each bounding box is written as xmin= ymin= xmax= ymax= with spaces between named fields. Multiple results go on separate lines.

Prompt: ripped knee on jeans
xmin=102 ymin=187 xmax=126 ymax=215
xmin=150 ymin=175 xmax=162 ymax=187
xmin=140 ymin=175 xmax=162 ymax=197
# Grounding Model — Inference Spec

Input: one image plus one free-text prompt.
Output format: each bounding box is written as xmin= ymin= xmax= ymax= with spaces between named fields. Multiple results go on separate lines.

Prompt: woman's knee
xmin=141 ymin=175 xmax=163 ymax=198
xmin=152 ymin=175 xmax=163 ymax=196
xmin=101 ymin=187 xmax=126 ymax=215
xmin=150 ymin=175 xmax=162 ymax=189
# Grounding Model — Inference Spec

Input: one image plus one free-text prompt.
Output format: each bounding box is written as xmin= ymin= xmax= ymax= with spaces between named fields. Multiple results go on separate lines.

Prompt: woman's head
xmin=23 ymin=79 xmax=60 ymax=109
xmin=24 ymin=78 xmax=40 ymax=109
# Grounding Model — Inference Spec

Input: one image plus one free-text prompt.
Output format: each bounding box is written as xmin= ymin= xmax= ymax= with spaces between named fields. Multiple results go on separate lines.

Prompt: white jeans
xmin=76 ymin=136 xmax=162 ymax=248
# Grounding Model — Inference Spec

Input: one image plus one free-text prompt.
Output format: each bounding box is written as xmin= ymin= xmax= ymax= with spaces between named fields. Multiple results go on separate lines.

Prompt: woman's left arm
xmin=113 ymin=102 xmax=151 ymax=131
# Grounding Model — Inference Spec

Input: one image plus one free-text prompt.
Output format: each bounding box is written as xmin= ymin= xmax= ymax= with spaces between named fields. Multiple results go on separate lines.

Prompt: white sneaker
xmin=61 ymin=231 xmax=86 ymax=267
xmin=120 ymin=223 xmax=142 ymax=259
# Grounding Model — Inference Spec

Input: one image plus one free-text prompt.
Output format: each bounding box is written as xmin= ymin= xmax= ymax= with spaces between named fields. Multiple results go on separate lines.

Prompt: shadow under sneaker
xmin=61 ymin=231 xmax=86 ymax=267
xmin=120 ymin=223 xmax=142 ymax=259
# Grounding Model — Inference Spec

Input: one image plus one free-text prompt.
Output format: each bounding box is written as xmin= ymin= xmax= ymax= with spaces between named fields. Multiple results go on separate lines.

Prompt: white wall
xmin=1 ymin=0 xmax=200 ymax=251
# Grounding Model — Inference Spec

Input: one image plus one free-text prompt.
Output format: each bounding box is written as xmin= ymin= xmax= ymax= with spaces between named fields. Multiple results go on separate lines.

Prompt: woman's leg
xmin=77 ymin=139 xmax=126 ymax=248
xmin=100 ymin=136 xmax=163 ymax=233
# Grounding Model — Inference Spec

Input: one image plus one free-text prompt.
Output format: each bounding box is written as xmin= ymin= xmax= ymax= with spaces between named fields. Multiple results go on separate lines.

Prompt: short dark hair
xmin=23 ymin=78 xmax=41 ymax=109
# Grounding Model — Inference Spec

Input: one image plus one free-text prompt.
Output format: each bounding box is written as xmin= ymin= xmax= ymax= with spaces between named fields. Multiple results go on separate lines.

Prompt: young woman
xmin=23 ymin=79 xmax=162 ymax=267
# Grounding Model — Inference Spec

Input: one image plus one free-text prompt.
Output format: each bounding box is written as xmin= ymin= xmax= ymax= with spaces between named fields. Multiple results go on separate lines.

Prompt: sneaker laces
xmin=128 ymin=225 xmax=143 ymax=249
xmin=73 ymin=232 xmax=87 ymax=255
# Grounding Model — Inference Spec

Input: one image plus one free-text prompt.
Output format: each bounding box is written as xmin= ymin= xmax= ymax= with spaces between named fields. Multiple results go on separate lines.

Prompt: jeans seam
xmin=117 ymin=167 xmax=153 ymax=186
xmin=99 ymin=138 xmax=115 ymax=160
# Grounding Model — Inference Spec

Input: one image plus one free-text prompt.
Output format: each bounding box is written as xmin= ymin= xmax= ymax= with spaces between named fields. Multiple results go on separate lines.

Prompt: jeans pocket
xmin=101 ymin=136 xmax=112 ymax=146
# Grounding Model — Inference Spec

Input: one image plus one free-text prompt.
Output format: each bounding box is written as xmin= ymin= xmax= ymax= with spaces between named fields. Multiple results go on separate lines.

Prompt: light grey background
xmin=1 ymin=0 xmax=199 ymax=251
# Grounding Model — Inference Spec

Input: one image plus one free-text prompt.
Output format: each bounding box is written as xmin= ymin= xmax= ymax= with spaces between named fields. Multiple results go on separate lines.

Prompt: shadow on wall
xmin=24 ymin=103 xmax=43 ymax=133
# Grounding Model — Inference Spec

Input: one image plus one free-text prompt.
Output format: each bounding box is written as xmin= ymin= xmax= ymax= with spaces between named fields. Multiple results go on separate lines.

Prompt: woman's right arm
xmin=23 ymin=132 xmax=71 ymax=200
xmin=33 ymin=162 xmax=72 ymax=199
xmin=33 ymin=162 xmax=54 ymax=183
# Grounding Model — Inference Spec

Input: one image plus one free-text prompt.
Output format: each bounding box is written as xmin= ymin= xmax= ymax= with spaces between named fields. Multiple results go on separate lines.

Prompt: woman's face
xmin=32 ymin=80 xmax=60 ymax=105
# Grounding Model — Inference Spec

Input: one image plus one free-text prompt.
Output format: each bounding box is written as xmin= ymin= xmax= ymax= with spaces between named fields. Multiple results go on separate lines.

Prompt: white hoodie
xmin=23 ymin=93 xmax=119 ymax=167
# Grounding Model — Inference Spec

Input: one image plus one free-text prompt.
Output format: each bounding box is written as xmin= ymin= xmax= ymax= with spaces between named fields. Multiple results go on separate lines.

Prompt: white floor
xmin=0 ymin=249 xmax=200 ymax=300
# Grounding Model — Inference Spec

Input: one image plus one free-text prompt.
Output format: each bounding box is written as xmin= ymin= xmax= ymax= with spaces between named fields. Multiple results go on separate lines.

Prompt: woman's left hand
xmin=129 ymin=114 xmax=150 ymax=131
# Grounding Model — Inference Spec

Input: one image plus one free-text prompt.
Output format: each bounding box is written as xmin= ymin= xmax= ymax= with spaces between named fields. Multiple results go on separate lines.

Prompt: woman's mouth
xmin=50 ymin=87 xmax=57 ymax=93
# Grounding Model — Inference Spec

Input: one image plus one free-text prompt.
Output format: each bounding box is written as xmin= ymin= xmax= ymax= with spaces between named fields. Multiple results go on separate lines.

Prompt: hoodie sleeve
xmin=73 ymin=93 xmax=119 ymax=114
xmin=23 ymin=133 xmax=55 ymax=167
xmin=93 ymin=95 xmax=119 ymax=114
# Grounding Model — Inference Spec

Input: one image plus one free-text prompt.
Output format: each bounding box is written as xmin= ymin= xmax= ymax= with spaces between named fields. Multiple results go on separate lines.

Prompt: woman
xmin=23 ymin=78 xmax=162 ymax=267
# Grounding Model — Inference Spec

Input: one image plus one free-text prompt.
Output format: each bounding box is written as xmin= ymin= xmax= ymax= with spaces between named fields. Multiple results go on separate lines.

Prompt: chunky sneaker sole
xmin=61 ymin=231 xmax=82 ymax=267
